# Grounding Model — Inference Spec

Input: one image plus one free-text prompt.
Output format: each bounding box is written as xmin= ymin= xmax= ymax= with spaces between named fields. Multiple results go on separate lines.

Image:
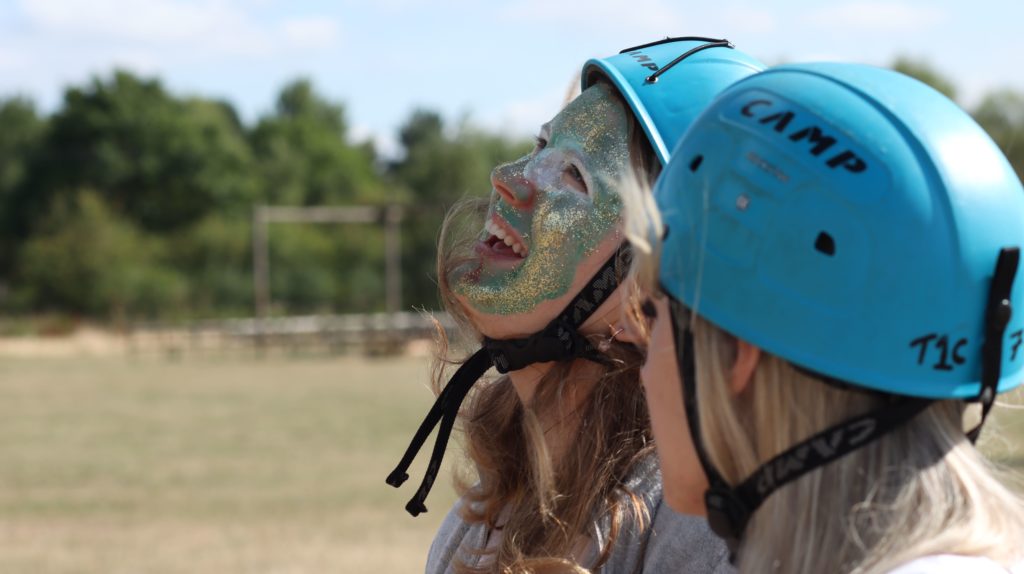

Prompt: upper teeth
xmin=486 ymin=219 xmax=527 ymax=256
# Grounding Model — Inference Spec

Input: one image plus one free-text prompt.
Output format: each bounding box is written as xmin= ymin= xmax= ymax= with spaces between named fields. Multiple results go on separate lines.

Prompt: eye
xmin=533 ymin=136 xmax=548 ymax=154
xmin=564 ymin=163 xmax=588 ymax=194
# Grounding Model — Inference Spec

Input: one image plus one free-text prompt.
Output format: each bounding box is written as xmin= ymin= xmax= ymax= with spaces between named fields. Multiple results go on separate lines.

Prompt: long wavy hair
xmin=621 ymin=175 xmax=1024 ymax=574
xmin=431 ymin=82 xmax=661 ymax=573
xmin=690 ymin=321 xmax=1024 ymax=574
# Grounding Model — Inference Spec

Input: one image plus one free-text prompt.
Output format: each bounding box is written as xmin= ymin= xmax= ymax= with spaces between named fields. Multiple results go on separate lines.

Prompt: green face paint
xmin=450 ymin=84 xmax=631 ymax=315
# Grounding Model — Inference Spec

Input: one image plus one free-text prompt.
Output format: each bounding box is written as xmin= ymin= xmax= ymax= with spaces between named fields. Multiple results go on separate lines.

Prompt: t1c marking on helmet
xmin=909 ymin=333 xmax=968 ymax=371
xmin=625 ymin=50 xmax=659 ymax=72
xmin=740 ymin=99 xmax=867 ymax=173
xmin=755 ymin=418 xmax=875 ymax=496
xmin=1010 ymin=329 xmax=1023 ymax=360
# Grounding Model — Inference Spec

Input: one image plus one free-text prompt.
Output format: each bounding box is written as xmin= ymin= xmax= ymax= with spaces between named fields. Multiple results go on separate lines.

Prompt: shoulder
xmin=426 ymin=497 xmax=479 ymax=574
xmin=887 ymin=555 xmax=1023 ymax=574
xmin=598 ymin=453 xmax=732 ymax=573
xmin=588 ymin=454 xmax=658 ymax=572
xmin=620 ymin=450 xmax=665 ymax=513
xmin=641 ymin=501 xmax=733 ymax=574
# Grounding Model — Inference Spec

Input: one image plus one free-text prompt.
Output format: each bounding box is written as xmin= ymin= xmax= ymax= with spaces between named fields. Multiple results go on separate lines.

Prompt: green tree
xmin=973 ymin=89 xmax=1024 ymax=181
xmin=887 ymin=57 xmax=1024 ymax=179
xmin=892 ymin=56 xmax=959 ymax=101
xmin=17 ymin=70 xmax=256 ymax=234
xmin=166 ymin=215 xmax=253 ymax=316
xmin=267 ymin=225 xmax=338 ymax=313
xmin=0 ymin=97 xmax=45 ymax=277
xmin=328 ymin=224 xmax=386 ymax=312
xmin=245 ymin=79 xmax=392 ymax=314
xmin=16 ymin=191 xmax=186 ymax=320
xmin=251 ymin=79 xmax=385 ymax=205
xmin=390 ymin=110 xmax=532 ymax=309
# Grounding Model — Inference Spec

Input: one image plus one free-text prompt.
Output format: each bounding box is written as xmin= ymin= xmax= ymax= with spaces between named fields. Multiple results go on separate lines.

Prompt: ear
xmin=730 ymin=339 xmax=761 ymax=396
xmin=616 ymin=304 xmax=646 ymax=345
xmin=611 ymin=286 xmax=646 ymax=346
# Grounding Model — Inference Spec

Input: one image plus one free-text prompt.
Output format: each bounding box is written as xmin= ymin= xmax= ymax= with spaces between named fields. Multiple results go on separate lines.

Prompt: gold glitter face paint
xmin=450 ymin=84 xmax=631 ymax=315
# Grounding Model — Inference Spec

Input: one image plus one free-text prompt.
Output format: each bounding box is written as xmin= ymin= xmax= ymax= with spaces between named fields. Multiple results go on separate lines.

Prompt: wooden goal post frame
xmin=251 ymin=205 xmax=405 ymax=319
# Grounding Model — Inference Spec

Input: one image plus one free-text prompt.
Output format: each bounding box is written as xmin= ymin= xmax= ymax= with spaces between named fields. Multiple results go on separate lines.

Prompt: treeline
xmin=0 ymin=59 xmax=1021 ymax=324
xmin=892 ymin=57 xmax=1024 ymax=184
xmin=0 ymin=72 xmax=531 ymax=323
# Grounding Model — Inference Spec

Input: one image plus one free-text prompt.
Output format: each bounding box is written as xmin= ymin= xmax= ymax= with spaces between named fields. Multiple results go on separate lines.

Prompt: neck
xmin=509 ymin=359 xmax=602 ymax=461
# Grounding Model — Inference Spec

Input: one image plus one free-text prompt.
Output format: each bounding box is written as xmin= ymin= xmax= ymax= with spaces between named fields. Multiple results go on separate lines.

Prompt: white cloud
xmin=352 ymin=123 xmax=401 ymax=160
xmin=106 ymin=51 xmax=163 ymax=75
xmin=489 ymin=83 xmax=571 ymax=138
xmin=343 ymin=0 xmax=475 ymax=15
xmin=19 ymin=0 xmax=272 ymax=56
xmin=282 ymin=17 xmax=341 ymax=50
xmin=0 ymin=49 xmax=29 ymax=72
xmin=804 ymin=2 xmax=947 ymax=32
xmin=0 ymin=0 xmax=349 ymax=117
xmin=716 ymin=6 xmax=779 ymax=34
xmin=3 ymin=0 xmax=348 ymax=106
xmin=780 ymin=52 xmax=844 ymax=64
xmin=498 ymin=0 xmax=685 ymax=35
xmin=24 ymin=0 xmax=238 ymax=41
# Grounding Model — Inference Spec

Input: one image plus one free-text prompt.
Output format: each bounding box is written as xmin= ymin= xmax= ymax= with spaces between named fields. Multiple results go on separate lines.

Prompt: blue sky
xmin=0 ymin=0 xmax=1021 ymax=157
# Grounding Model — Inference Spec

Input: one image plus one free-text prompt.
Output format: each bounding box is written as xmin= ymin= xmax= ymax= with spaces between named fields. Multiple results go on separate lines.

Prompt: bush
xmin=15 ymin=191 xmax=186 ymax=320
xmin=167 ymin=215 xmax=253 ymax=316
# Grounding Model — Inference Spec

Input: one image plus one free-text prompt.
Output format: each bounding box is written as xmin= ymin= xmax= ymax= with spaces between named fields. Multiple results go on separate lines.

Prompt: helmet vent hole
xmin=815 ymin=232 xmax=836 ymax=256
xmin=689 ymin=155 xmax=704 ymax=172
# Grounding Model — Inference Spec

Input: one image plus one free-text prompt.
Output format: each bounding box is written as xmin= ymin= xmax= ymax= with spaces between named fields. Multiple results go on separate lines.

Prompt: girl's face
xmin=450 ymin=83 xmax=632 ymax=338
xmin=637 ymin=296 xmax=709 ymax=514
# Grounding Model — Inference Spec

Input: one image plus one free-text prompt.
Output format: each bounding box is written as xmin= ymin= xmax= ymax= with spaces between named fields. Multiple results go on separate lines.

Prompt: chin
xmin=453 ymin=294 xmax=557 ymax=341
xmin=469 ymin=308 xmax=543 ymax=341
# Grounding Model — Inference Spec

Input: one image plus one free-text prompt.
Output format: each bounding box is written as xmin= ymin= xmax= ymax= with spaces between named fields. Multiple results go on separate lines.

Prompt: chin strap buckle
xmin=968 ymin=246 xmax=1019 ymax=443
xmin=484 ymin=318 xmax=593 ymax=374
xmin=485 ymin=315 xmax=598 ymax=374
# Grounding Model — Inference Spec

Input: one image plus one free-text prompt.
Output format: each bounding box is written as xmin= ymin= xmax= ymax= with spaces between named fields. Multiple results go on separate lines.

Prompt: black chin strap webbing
xmin=386 ymin=246 xmax=631 ymax=516
xmin=667 ymin=300 xmax=744 ymax=557
xmin=668 ymin=298 xmax=931 ymax=558
xmin=968 ymin=246 xmax=1019 ymax=443
xmin=667 ymin=246 xmax=1021 ymax=558
xmin=385 ymin=348 xmax=492 ymax=515
xmin=702 ymin=394 xmax=931 ymax=554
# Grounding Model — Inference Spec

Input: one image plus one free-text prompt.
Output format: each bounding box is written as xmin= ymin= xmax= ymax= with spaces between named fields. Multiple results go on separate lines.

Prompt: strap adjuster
xmin=485 ymin=318 xmax=592 ymax=374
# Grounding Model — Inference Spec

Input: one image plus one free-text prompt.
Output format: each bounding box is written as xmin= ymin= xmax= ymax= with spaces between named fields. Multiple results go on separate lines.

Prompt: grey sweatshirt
xmin=425 ymin=454 xmax=734 ymax=573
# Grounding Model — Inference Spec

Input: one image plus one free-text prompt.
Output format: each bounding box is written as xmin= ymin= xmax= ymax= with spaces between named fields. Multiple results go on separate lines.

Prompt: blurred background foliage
xmin=0 ymin=58 xmax=1020 ymax=324
xmin=0 ymin=72 xmax=531 ymax=323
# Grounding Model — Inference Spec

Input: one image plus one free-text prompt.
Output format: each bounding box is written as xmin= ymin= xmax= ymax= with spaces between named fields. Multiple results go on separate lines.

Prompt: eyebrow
xmin=538 ymin=122 xmax=552 ymax=139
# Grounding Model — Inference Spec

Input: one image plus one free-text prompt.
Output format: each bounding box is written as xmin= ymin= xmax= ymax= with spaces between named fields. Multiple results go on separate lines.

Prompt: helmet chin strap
xmin=666 ymin=247 xmax=1019 ymax=560
xmin=386 ymin=246 xmax=632 ymax=517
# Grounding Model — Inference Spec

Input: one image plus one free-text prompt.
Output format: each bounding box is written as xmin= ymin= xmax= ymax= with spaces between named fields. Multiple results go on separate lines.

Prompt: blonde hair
xmin=620 ymin=176 xmax=1024 ymax=574
xmin=429 ymin=81 xmax=662 ymax=573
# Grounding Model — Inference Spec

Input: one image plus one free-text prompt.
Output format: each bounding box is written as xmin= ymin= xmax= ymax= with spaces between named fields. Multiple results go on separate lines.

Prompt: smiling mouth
xmin=477 ymin=216 xmax=529 ymax=260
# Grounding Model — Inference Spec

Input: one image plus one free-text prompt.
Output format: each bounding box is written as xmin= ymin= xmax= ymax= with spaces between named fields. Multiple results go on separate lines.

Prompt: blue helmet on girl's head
xmin=652 ymin=61 xmax=1024 ymax=551
xmin=655 ymin=62 xmax=1024 ymax=400
xmin=582 ymin=37 xmax=764 ymax=165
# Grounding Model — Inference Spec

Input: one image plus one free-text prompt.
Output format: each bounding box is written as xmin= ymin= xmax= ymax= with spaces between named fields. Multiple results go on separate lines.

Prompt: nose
xmin=491 ymin=159 xmax=535 ymax=208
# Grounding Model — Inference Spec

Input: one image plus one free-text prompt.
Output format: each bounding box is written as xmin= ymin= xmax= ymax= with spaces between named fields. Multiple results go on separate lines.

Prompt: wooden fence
xmin=124 ymin=311 xmax=455 ymax=358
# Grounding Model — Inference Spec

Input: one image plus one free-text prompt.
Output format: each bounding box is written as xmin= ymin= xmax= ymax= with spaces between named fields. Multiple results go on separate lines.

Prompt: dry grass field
xmin=0 ymin=354 xmax=1020 ymax=573
xmin=0 ymin=355 xmax=459 ymax=573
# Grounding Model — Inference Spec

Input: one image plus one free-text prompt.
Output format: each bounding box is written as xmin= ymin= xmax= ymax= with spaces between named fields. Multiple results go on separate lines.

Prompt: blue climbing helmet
xmin=582 ymin=36 xmax=765 ymax=166
xmin=655 ymin=62 xmax=1024 ymax=400
xmin=652 ymin=61 xmax=1024 ymax=552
